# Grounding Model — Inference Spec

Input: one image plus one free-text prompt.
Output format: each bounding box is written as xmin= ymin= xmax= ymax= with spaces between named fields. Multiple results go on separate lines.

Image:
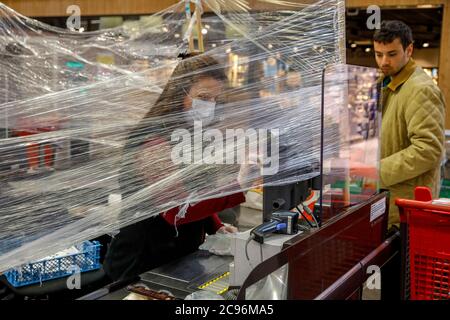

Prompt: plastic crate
xmin=4 ymin=241 xmax=101 ymax=288
xmin=439 ymin=186 xmax=450 ymax=198
xmin=439 ymin=179 xmax=450 ymax=198
xmin=442 ymin=179 xmax=450 ymax=187
xmin=397 ymin=187 xmax=450 ymax=300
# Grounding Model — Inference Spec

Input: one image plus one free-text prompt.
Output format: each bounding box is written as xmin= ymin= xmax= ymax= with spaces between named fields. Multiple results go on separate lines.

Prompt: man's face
xmin=374 ymin=38 xmax=413 ymax=76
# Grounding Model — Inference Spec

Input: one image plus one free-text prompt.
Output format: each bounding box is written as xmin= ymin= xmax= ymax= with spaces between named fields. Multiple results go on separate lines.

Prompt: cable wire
xmin=245 ymin=233 xmax=255 ymax=262
xmin=260 ymin=242 xmax=263 ymax=262
xmin=296 ymin=205 xmax=314 ymax=228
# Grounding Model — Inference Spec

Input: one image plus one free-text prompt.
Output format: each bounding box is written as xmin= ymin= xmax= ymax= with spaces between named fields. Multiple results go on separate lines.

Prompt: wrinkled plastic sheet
xmin=0 ymin=0 xmax=345 ymax=272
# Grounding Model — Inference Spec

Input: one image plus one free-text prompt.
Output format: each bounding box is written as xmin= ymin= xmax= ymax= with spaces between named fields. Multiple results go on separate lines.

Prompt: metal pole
xmin=185 ymin=0 xmax=195 ymax=52
xmin=195 ymin=2 xmax=204 ymax=53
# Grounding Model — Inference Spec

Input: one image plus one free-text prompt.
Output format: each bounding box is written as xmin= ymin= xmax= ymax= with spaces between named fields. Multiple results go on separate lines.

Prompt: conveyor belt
xmin=94 ymin=250 xmax=232 ymax=300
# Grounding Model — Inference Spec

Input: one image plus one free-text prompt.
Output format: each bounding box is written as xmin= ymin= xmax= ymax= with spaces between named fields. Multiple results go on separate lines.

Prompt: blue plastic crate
xmin=4 ymin=241 xmax=101 ymax=288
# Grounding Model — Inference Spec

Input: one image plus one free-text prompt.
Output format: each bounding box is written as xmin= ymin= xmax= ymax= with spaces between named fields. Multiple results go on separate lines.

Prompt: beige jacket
xmin=380 ymin=59 xmax=445 ymax=226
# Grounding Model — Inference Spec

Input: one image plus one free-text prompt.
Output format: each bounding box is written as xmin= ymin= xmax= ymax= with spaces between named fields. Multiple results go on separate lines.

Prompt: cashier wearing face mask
xmin=103 ymin=53 xmax=245 ymax=282
xmin=183 ymin=80 xmax=220 ymax=126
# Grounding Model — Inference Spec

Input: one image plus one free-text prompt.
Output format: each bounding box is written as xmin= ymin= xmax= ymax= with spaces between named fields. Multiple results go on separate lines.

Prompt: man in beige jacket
xmin=373 ymin=21 xmax=445 ymax=226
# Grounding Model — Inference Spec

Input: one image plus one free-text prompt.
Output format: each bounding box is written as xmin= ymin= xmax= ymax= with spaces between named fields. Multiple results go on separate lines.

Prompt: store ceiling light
xmin=423 ymin=42 xmax=430 ymax=48
xmin=365 ymin=47 xmax=371 ymax=52
xmin=350 ymin=43 xmax=357 ymax=48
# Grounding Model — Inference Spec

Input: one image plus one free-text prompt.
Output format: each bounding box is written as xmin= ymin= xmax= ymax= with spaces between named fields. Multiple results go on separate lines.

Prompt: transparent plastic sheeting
xmin=0 ymin=0 xmax=345 ymax=272
xmin=321 ymin=64 xmax=381 ymax=217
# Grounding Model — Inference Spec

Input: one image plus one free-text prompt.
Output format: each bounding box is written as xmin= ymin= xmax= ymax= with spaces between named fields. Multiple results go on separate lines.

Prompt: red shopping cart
xmin=396 ymin=187 xmax=450 ymax=300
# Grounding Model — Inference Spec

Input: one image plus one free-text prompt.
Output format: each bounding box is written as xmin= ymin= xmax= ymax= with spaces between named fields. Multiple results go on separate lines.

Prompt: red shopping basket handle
xmin=396 ymin=186 xmax=450 ymax=216
xmin=395 ymin=198 xmax=450 ymax=213
xmin=414 ymin=186 xmax=432 ymax=202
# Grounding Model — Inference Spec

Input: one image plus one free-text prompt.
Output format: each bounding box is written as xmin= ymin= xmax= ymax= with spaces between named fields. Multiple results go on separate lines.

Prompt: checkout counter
xmin=89 ymin=250 xmax=232 ymax=300
xmin=78 ymin=181 xmax=397 ymax=300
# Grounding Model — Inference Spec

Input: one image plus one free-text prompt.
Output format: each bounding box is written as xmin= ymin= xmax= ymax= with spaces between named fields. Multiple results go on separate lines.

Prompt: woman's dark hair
xmin=373 ymin=20 xmax=413 ymax=50
xmin=141 ymin=52 xmax=227 ymax=119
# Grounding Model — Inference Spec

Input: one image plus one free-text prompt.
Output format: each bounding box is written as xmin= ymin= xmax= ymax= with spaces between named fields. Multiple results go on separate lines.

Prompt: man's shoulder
xmin=405 ymin=67 xmax=438 ymax=89
xmin=397 ymin=68 xmax=445 ymax=118
xmin=399 ymin=67 xmax=443 ymax=107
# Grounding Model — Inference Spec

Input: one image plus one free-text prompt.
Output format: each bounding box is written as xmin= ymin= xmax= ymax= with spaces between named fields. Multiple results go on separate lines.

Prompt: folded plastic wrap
xmin=0 ymin=0 xmax=347 ymax=272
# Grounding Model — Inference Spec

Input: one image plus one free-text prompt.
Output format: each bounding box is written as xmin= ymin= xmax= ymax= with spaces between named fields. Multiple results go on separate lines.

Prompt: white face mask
xmin=186 ymin=98 xmax=216 ymax=125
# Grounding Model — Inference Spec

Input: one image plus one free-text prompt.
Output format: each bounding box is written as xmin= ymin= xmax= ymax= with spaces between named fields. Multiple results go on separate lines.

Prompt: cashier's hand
xmin=217 ymin=225 xmax=238 ymax=234
xmin=237 ymin=153 xmax=263 ymax=189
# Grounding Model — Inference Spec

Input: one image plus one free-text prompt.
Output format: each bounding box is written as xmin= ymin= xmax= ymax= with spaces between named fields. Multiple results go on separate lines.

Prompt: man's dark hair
xmin=373 ymin=20 xmax=413 ymax=50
